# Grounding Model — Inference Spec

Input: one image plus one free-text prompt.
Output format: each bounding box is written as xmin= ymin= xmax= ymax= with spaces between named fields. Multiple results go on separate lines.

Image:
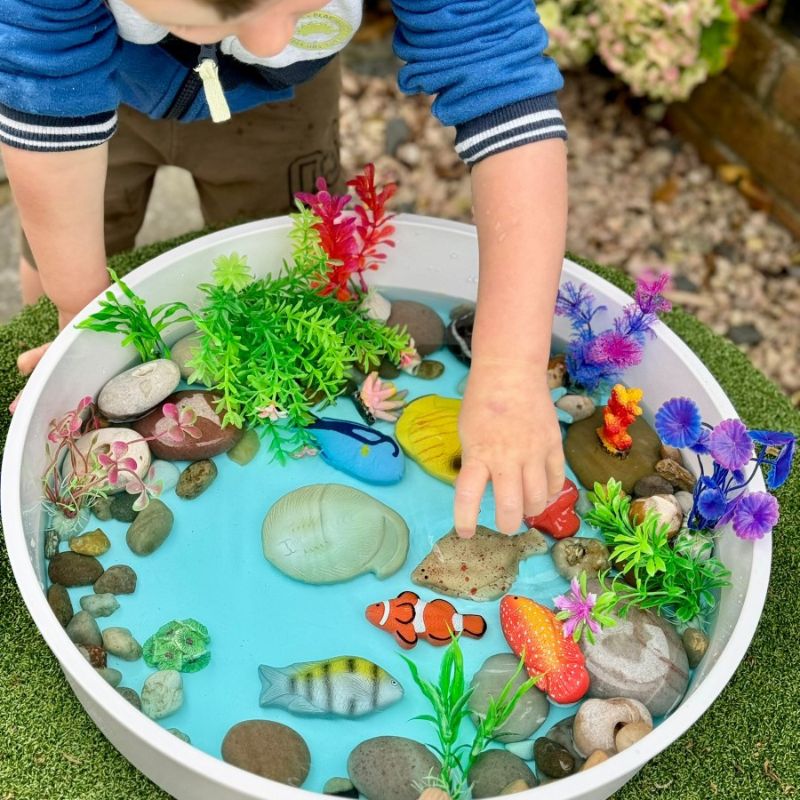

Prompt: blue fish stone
xmin=309 ymin=418 xmax=405 ymax=485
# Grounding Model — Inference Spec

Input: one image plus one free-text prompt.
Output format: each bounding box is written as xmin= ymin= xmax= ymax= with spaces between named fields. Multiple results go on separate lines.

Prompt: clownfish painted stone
xmin=309 ymin=417 xmax=404 ymax=485
xmin=366 ymin=590 xmax=487 ymax=649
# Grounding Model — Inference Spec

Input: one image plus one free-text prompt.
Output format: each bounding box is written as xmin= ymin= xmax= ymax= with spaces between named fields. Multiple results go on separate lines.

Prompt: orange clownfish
xmin=366 ymin=590 xmax=487 ymax=650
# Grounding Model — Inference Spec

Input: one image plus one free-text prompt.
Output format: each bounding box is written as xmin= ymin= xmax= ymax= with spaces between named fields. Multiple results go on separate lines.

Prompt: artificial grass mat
xmin=0 ymin=234 xmax=797 ymax=800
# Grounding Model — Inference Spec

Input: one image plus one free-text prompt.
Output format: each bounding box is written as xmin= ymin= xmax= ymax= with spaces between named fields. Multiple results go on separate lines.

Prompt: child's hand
xmin=454 ymin=361 xmax=565 ymax=537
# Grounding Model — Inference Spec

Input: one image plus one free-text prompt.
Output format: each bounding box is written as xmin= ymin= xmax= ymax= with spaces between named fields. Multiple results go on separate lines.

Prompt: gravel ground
xmin=340 ymin=59 xmax=800 ymax=406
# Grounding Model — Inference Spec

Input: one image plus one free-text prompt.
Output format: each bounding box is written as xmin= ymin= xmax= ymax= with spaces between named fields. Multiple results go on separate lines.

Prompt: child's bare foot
xmin=17 ymin=342 xmax=51 ymax=376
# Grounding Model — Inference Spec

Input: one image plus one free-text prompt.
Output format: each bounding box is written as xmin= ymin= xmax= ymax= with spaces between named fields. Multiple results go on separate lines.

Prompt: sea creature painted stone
xmin=523 ymin=479 xmax=580 ymax=539
xmin=445 ymin=307 xmax=474 ymax=364
xmin=353 ymin=373 xmax=407 ymax=424
xmin=142 ymin=618 xmax=211 ymax=673
xmin=309 ymin=418 xmax=404 ymax=485
xmin=564 ymin=408 xmax=662 ymax=494
xmin=412 ymin=526 xmax=547 ymax=602
xmin=500 ymin=595 xmax=590 ymax=705
xmin=262 ymin=484 xmax=409 ymax=584
xmin=259 ymin=656 xmax=403 ymax=717
xmin=551 ymin=387 xmax=575 ymax=424
xmin=366 ymin=590 xmax=487 ymax=649
xmin=597 ymin=385 xmax=643 ymax=454
xmin=395 ymin=395 xmax=461 ymax=484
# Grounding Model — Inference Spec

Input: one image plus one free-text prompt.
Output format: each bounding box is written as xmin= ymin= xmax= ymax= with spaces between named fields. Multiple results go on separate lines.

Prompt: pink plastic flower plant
xmin=356 ymin=372 xmax=408 ymax=424
xmin=160 ymin=402 xmax=202 ymax=444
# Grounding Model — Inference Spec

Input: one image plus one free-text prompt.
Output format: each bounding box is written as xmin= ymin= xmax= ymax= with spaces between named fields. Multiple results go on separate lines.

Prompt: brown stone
xmin=47 ymin=584 xmax=73 ymax=627
xmin=69 ymin=528 xmax=111 ymax=557
xmin=132 ymin=390 xmax=243 ymax=460
xmin=222 ymin=720 xmax=310 ymax=786
xmin=564 ymin=409 xmax=663 ymax=494
xmin=386 ymin=300 xmax=444 ymax=356
xmin=48 ymin=552 xmax=104 ymax=587
xmin=176 ymin=459 xmax=218 ymax=500
xmin=655 ymin=458 xmax=697 ymax=492
xmin=773 ymin=60 xmax=800 ymax=129
xmin=77 ymin=644 xmax=107 ymax=668
xmin=547 ymin=355 xmax=567 ymax=389
xmin=659 ymin=443 xmax=684 ymax=466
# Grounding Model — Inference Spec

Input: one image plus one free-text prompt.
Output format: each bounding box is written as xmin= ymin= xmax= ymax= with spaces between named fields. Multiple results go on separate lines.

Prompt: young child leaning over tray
xmin=0 ymin=0 xmax=568 ymax=538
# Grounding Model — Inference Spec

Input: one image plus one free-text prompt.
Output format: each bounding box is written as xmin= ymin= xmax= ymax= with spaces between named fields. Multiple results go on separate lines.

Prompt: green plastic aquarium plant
xmin=402 ymin=637 xmax=538 ymax=799
xmin=586 ymin=479 xmax=731 ymax=630
xmin=75 ymin=269 xmax=191 ymax=361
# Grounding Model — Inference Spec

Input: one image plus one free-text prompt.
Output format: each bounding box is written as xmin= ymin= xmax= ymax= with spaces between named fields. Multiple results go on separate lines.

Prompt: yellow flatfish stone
xmin=395 ymin=395 xmax=461 ymax=484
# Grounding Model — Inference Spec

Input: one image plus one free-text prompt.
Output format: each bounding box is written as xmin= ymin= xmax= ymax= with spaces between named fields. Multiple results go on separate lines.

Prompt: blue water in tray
xmin=61 ymin=288 xmax=612 ymax=790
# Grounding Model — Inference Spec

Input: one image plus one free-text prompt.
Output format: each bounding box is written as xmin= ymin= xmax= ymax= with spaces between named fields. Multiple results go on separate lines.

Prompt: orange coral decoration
xmin=597 ymin=384 xmax=643 ymax=454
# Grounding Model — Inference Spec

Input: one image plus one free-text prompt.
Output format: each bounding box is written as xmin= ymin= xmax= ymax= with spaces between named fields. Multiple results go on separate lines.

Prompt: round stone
xmin=469 ymin=653 xmax=549 ymax=742
xmin=655 ymin=458 xmax=697 ymax=492
xmin=469 ymin=750 xmax=537 ymax=798
xmin=69 ymin=528 xmax=110 ymax=557
xmin=348 ymin=736 xmax=441 ymax=800
xmin=682 ymin=627 xmax=710 ymax=668
xmin=551 ymin=537 xmax=611 ymax=580
xmin=65 ymin=611 xmax=102 ymax=648
xmin=80 ymin=593 xmax=120 ymax=618
xmin=117 ymin=687 xmax=142 ymax=710
xmin=555 ymin=394 xmax=596 ymax=422
xmin=226 ymin=428 xmax=261 ymax=466
xmin=580 ymin=598 xmax=690 ymax=716
xmin=48 ymin=552 xmax=104 ymax=587
xmin=629 ymin=494 xmax=683 ymax=538
xmin=170 ymin=331 xmax=203 ymax=381
xmin=126 ymin=499 xmax=174 ymax=556
xmin=533 ymin=737 xmax=575 ymax=778
xmin=415 ymin=360 xmax=445 ymax=380
xmin=110 ymin=492 xmax=140 ymax=523
xmin=573 ymin=698 xmax=652 ymax=757
xmin=73 ymin=427 xmax=152 ymax=494
xmin=615 ymin=721 xmax=653 ymax=751
xmin=132 ymin=390 xmax=244 ymax=460
xmin=543 ymin=715 xmax=584 ymax=768
xmin=222 ymin=720 xmax=310 ymax=787
xmin=323 ymin=777 xmax=359 ymax=798
xmin=98 ymin=359 xmax=181 ymax=421
xmin=96 ymin=667 xmax=122 ymax=687
xmin=141 ymin=670 xmax=183 ymax=720
xmin=94 ymin=564 xmax=137 ymax=595
xmin=386 ymin=300 xmax=445 ymax=356
xmin=176 ymin=459 xmax=218 ymax=500
xmin=47 ymin=584 xmax=73 ymax=627
xmin=633 ymin=474 xmax=674 ymax=498
xmin=102 ymin=627 xmax=142 ymax=661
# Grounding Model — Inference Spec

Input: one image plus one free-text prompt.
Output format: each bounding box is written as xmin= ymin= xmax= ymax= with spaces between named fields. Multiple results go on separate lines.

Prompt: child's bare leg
xmin=19 ymin=255 xmax=44 ymax=305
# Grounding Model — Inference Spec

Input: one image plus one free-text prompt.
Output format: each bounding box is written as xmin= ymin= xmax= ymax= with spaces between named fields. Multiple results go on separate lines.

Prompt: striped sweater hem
xmin=0 ymin=103 xmax=117 ymax=152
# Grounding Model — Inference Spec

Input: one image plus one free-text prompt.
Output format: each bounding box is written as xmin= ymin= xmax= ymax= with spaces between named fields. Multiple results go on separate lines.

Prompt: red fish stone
xmin=523 ymin=479 xmax=580 ymax=539
xmin=132 ymin=390 xmax=243 ymax=460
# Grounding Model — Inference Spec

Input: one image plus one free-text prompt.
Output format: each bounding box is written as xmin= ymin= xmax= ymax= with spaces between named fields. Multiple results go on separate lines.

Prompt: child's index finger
xmin=453 ymin=459 xmax=490 ymax=538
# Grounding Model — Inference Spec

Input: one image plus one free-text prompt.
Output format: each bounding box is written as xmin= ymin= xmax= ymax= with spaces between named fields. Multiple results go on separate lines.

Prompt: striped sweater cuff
xmin=455 ymin=93 xmax=567 ymax=166
xmin=0 ymin=103 xmax=117 ymax=152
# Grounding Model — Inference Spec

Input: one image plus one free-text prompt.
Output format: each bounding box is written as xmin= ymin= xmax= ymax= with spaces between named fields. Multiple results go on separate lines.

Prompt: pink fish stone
xmin=523 ymin=479 xmax=580 ymax=539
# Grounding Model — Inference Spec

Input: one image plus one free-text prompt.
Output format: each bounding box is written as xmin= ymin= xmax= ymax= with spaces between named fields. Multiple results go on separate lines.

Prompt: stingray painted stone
xmin=262 ymin=484 xmax=409 ymax=585
xmin=523 ymin=479 xmax=580 ymax=539
xmin=395 ymin=395 xmax=461 ymax=484
xmin=143 ymin=618 xmax=211 ymax=673
xmin=411 ymin=526 xmax=547 ymax=601
xmin=309 ymin=418 xmax=404 ymax=485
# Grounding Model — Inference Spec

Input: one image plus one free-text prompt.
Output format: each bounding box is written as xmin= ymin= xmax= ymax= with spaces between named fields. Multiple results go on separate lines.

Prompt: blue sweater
xmin=0 ymin=0 xmax=566 ymax=166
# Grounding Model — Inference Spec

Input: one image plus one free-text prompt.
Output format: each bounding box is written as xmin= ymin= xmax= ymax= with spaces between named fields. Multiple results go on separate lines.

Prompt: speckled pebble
xmin=223 ymin=720 xmax=310 ymax=787
xmin=94 ymin=564 xmax=137 ymax=595
xmin=65 ymin=610 xmax=103 ymax=647
xmin=69 ymin=528 xmax=110 ymax=557
xmin=47 ymin=584 xmax=73 ymax=627
xmin=555 ymin=393 xmax=596 ymax=422
xmin=117 ymin=686 xmax=142 ymax=710
xmin=543 ymin=715 xmax=584 ymax=768
xmin=226 ymin=428 xmax=261 ymax=466
xmin=141 ymin=670 xmax=183 ymax=720
xmin=386 ymin=300 xmax=445 ymax=356
xmin=48 ymin=552 xmax=104 ymax=587
xmin=80 ymin=593 xmax=120 ymax=618
xmin=469 ymin=750 xmax=537 ymax=798
xmin=98 ymin=358 xmax=181 ymax=421
xmin=176 ymin=459 xmax=218 ymax=500
xmin=102 ymin=627 xmax=143 ymax=661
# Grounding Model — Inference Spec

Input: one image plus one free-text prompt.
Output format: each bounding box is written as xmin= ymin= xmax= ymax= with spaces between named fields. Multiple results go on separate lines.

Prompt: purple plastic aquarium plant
xmin=654 ymin=396 xmax=795 ymax=540
xmin=555 ymin=274 xmax=671 ymax=392
xmin=554 ymin=572 xmax=617 ymax=645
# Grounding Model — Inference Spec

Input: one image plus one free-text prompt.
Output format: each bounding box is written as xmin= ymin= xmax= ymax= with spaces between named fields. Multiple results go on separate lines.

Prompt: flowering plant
xmin=655 ymin=398 xmax=795 ymax=540
xmin=554 ymin=572 xmax=618 ymax=644
xmin=555 ymin=274 xmax=670 ymax=393
xmin=538 ymin=0 xmax=599 ymax=69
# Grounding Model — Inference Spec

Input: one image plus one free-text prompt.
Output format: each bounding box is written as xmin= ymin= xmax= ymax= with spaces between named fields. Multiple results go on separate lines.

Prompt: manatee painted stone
xmin=580 ymin=589 xmax=690 ymax=716
xmin=309 ymin=418 xmax=404 ymax=485
xmin=386 ymin=300 xmax=445 ymax=356
xmin=72 ymin=427 xmax=152 ymax=494
xmin=412 ymin=527 xmax=547 ymax=601
xmin=564 ymin=409 xmax=663 ymax=494
xmin=469 ymin=750 xmax=537 ymax=798
xmin=348 ymin=736 xmax=441 ymax=800
xmin=396 ymin=395 xmax=461 ymax=484
xmin=262 ymin=484 xmax=409 ymax=585
xmin=97 ymin=359 xmax=181 ymax=421
xmin=222 ymin=720 xmax=310 ymax=786
xmin=132 ymin=390 xmax=243 ymax=460
xmin=469 ymin=653 xmax=549 ymax=741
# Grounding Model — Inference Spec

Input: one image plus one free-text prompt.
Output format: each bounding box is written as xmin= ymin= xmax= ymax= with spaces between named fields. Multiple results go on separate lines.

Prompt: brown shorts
xmin=22 ymin=57 xmax=343 ymax=267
